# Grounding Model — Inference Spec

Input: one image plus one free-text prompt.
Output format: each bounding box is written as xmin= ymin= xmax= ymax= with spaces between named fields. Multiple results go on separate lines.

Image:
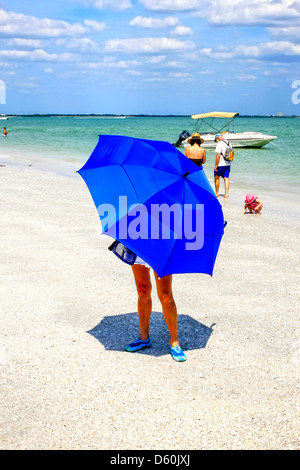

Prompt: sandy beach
xmin=0 ymin=163 xmax=299 ymax=450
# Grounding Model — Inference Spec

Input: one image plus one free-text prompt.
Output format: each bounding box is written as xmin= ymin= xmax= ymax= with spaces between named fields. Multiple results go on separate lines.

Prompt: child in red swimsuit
xmin=244 ymin=193 xmax=263 ymax=214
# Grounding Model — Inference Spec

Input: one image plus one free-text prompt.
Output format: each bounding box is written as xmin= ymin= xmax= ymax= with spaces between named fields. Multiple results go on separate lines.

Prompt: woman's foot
xmin=124 ymin=336 xmax=152 ymax=352
xmin=170 ymin=345 xmax=186 ymax=362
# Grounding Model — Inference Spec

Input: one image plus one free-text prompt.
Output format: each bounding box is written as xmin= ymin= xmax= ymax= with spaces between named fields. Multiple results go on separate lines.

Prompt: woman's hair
xmin=191 ymin=138 xmax=200 ymax=146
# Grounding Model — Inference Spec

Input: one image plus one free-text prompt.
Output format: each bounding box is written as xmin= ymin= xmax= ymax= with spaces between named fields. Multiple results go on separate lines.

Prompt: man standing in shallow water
xmin=214 ymin=133 xmax=231 ymax=198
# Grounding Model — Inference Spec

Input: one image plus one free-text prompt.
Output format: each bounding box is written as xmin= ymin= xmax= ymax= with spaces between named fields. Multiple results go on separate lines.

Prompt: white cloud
xmin=140 ymin=0 xmax=200 ymax=11
xmin=141 ymin=0 xmax=300 ymax=27
xmin=168 ymin=71 xmax=193 ymax=81
xmin=236 ymin=74 xmax=257 ymax=80
xmin=56 ymin=37 xmax=98 ymax=51
xmin=0 ymin=9 xmax=87 ymax=37
xmin=241 ymin=41 xmax=300 ymax=58
xmin=7 ymin=38 xmax=43 ymax=48
xmin=170 ymin=26 xmax=193 ymax=36
xmin=144 ymin=76 xmax=168 ymax=82
xmin=80 ymin=57 xmax=141 ymax=68
xmin=269 ymin=26 xmax=300 ymax=40
xmin=276 ymin=68 xmax=290 ymax=74
xmin=83 ymin=19 xmax=106 ymax=31
xmin=200 ymin=41 xmax=300 ymax=60
xmin=44 ymin=68 xmax=54 ymax=73
xmin=147 ymin=55 xmax=166 ymax=63
xmin=0 ymin=62 xmax=13 ymax=68
xmin=125 ymin=70 xmax=142 ymax=75
xmin=104 ymin=37 xmax=195 ymax=53
xmin=67 ymin=0 xmax=132 ymax=10
xmin=129 ymin=16 xmax=179 ymax=28
xmin=146 ymin=56 xmax=186 ymax=68
xmin=0 ymin=49 xmax=74 ymax=62
xmin=15 ymin=81 xmax=39 ymax=89
xmin=165 ymin=60 xmax=185 ymax=68
xmin=0 ymin=8 xmax=106 ymax=41
xmin=197 ymin=70 xmax=213 ymax=75
xmin=169 ymin=72 xmax=191 ymax=77
xmin=193 ymin=0 xmax=300 ymax=26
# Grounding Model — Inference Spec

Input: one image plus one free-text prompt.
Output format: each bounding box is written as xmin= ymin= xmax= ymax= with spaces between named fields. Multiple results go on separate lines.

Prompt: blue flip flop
xmin=170 ymin=345 xmax=186 ymax=362
xmin=124 ymin=336 xmax=152 ymax=352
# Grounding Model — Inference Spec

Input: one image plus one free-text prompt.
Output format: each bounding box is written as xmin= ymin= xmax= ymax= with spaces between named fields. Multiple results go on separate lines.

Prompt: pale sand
xmin=0 ymin=165 xmax=299 ymax=450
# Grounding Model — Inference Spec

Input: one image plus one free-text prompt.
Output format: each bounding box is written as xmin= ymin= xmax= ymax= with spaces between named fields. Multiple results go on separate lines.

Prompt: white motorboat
xmin=0 ymin=114 xmax=8 ymax=120
xmin=173 ymin=112 xmax=277 ymax=149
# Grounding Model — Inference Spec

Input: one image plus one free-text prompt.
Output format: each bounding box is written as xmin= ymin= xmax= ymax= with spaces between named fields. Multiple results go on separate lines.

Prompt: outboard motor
xmin=172 ymin=130 xmax=191 ymax=147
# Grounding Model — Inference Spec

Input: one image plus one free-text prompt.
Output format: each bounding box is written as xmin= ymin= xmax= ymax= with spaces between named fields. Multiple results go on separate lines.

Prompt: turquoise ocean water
xmin=1 ymin=115 xmax=299 ymax=217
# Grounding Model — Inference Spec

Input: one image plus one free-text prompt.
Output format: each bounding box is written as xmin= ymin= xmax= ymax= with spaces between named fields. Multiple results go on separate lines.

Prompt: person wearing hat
xmin=184 ymin=132 xmax=206 ymax=167
xmin=214 ymin=133 xmax=231 ymax=198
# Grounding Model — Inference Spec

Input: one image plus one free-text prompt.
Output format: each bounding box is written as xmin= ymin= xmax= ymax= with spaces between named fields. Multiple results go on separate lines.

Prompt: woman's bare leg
xmin=131 ymin=265 xmax=152 ymax=340
xmin=154 ymin=273 xmax=178 ymax=347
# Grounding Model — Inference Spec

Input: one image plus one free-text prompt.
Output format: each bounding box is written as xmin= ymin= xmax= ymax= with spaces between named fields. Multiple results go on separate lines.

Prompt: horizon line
xmin=2 ymin=113 xmax=299 ymax=118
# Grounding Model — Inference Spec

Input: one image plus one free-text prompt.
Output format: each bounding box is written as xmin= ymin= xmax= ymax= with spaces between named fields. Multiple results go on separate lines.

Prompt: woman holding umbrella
xmin=79 ymin=135 xmax=225 ymax=364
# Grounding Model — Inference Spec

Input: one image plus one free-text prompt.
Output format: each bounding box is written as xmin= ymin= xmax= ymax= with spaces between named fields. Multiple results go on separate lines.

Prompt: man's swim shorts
xmin=214 ymin=166 xmax=231 ymax=178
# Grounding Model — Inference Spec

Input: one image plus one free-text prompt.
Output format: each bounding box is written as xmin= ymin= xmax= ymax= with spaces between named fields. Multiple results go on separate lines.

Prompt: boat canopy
xmin=191 ymin=111 xmax=239 ymax=120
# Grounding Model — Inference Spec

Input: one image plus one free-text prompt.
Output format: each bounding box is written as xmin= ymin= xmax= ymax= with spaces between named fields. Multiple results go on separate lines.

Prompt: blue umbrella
xmin=78 ymin=135 xmax=225 ymax=278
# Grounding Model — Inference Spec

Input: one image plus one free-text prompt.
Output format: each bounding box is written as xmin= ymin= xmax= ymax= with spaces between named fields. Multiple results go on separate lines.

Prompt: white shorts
xmin=135 ymin=256 xmax=151 ymax=268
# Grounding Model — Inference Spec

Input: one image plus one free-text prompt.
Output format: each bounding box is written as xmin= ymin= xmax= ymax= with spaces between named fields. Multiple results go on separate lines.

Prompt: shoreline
xmin=1 ymin=162 xmax=299 ymax=450
xmin=1 ymin=149 xmax=299 ymax=228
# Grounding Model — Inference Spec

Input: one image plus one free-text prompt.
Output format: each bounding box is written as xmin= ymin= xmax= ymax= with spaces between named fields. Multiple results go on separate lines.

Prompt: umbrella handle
xmin=182 ymin=171 xmax=191 ymax=179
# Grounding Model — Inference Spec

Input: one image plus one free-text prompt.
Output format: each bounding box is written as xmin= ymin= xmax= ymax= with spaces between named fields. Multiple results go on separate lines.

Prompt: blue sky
xmin=0 ymin=0 xmax=299 ymax=115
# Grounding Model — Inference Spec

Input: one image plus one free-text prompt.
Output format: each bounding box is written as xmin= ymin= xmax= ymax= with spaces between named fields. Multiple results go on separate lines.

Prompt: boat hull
xmin=181 ymin=132 xmax=277 ymax=149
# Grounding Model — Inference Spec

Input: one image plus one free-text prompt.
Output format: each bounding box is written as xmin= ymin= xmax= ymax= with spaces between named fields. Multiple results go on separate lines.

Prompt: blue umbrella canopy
xmin=78 ymin=135 xmax=225 ymax=278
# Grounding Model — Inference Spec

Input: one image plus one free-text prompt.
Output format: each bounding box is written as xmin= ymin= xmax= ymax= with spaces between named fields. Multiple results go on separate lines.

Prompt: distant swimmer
xmin=3 ymin=126 xmax=8 ymax=137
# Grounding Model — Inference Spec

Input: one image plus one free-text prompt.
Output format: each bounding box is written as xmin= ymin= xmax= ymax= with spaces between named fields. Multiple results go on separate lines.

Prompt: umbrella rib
xmin=123 ymin=138 xmax=194 ymax=178
xmin=118 ymin=138 xmax=141 ymax=202
xmin=145 ymin=178 xmax=185 ymax=270
xmin=159 ymin=238 xmax=178 ymax=278
xmin=141 ymin=177 xmax=184 ymax=208
xmin=123 ymin=161 xmax=183 ymax=178
xmin=120 ymin=164 xmax=140 ymax=201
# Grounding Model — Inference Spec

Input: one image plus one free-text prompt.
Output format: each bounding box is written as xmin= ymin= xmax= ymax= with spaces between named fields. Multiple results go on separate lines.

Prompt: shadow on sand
xmin=87 ymin=311 xmax=214 ymax=357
